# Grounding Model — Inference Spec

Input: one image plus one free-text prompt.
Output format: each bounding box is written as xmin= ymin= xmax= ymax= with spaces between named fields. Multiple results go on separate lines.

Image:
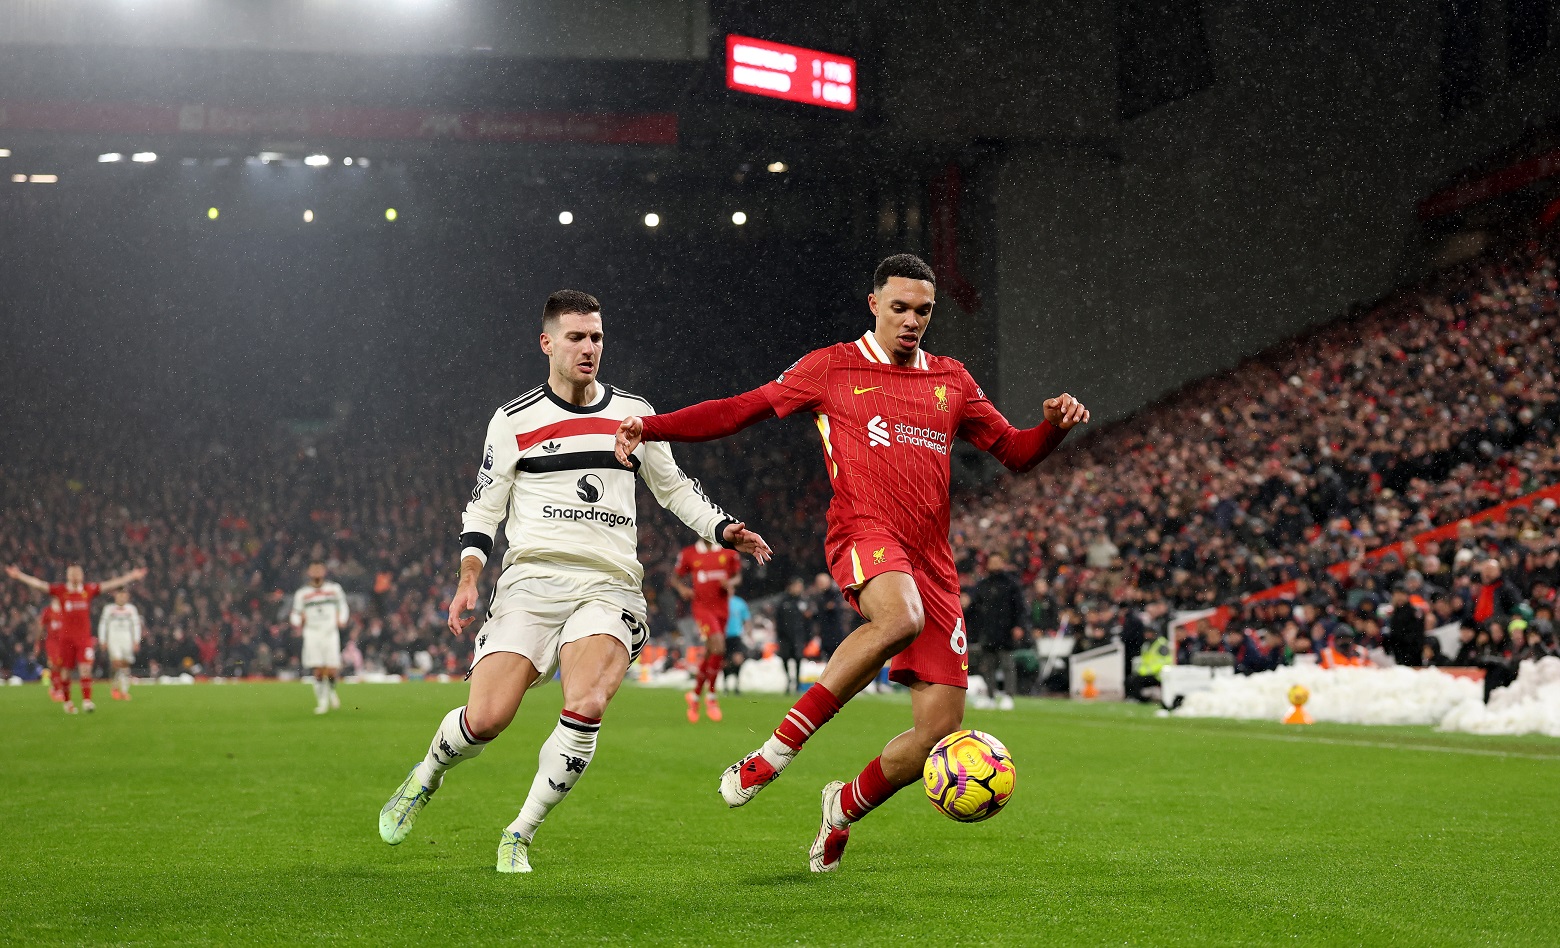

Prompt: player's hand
xmin=615 ymin=416 xmax=644 ymax=466
xmin=722 ymin=521 xmax=773 ymax=565
xmin=3 ymin=565 xmax=19 ymax=580
xmin=447 ymin=581 xmax=480 ymax=637
xmin=1043 ymin=393 xmax=1090 ymax=429
xmin=130 ymin=567 xmax=148 ymax=581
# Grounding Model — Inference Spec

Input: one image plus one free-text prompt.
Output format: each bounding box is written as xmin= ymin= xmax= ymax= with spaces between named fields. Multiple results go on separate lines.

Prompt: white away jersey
xmin=290 ymin=582 xmax=350 ymax=635
xmin=98 ymin=603 xmax=143 ymax=648
xmin=460 ymin=383 xmax=737 ymax=587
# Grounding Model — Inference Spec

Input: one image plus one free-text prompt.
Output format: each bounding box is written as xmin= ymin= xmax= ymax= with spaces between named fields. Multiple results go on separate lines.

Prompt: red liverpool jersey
xmin=675 ymin=542 xmax=740 ymax=609
xmin=44 ymin=601 xmax=66 ymax=639
xmin=48 ymin=583 xmax=101 ymax=640
xmin=759 ymin=332 xmax=1019 ymax=567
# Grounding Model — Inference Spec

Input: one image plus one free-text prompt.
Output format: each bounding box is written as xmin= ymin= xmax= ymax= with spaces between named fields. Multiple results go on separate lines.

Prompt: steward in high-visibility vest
xmin=1319 ymin=626 xmax=1372 ymax=669
xmin=1138 ymin=629 xmax=1172 ymax=678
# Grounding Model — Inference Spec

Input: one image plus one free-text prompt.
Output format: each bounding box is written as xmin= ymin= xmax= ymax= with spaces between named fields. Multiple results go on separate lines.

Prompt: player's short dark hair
xmin=543 ymin=289 xmax=601 ymax=331
xmin=873 ymin=254 xmax=936 ymax=291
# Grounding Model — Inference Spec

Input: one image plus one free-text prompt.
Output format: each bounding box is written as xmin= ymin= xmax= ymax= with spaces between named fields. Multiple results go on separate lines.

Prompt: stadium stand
xmin=953 ymin=236 xmax=1560 ymax=692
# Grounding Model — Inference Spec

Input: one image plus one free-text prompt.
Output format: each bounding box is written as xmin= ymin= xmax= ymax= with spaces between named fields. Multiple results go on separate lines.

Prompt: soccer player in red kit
xmin=672 ymin=540 xmax=741 ymax=722
xmin=6 ymin=563 xmax=147 ymax=713
xmin=41 ymin=598 xmax=67 ymax=702
xmin=616 ymin=254 xmax=1089 ymax=871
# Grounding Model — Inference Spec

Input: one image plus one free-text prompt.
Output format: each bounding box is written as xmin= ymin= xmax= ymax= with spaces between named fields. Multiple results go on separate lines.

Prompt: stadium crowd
xmin=952 ymin=239 xmax=1560 ymax=696
xmin=3 ymin=239 xmax=1558 ymax=703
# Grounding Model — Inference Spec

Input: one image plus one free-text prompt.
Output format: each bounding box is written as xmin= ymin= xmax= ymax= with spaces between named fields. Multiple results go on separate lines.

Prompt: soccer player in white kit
xmin=99 ymin=588 xmax=144 ymax=700
xmin=291 ymin=562 xmax=350 ymax=714
xmin=378 ymin=289 xmax=772 ymax=873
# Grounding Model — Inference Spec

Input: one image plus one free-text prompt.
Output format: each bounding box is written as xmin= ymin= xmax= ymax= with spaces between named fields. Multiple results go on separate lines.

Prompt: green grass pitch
xmin=4 ymin=681 xmax=1559 ymax=946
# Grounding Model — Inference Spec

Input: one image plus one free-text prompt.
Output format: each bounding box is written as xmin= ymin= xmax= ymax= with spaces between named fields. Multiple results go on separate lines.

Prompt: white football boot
xmin=719 ymin=747 xmax=789 ymax=808
xmin=809 ymin=781 xmax=850 ymax=873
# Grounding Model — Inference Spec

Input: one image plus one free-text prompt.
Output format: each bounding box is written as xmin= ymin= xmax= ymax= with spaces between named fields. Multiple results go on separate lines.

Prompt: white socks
xmin=505 ymin=710 xmax=601 ymax=842
xmin=415 ymin=706 xmax=491 ymax=787
xmin=116 ymin=669 xmax=131 ymax=695
xmin=759 ymin=735 xmax=799 ymax=772
xmin=312 ymin=678 xmax=328 ymax=707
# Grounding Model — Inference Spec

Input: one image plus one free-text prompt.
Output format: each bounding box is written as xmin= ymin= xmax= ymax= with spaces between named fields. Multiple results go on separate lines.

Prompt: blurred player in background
xmin=99 ymin=588 xmax=145 ymax=700
xmin=773 ymin=577 xmax=813 ymax=693
xmin=672 ymin=539 xmax=741 ymax=722
xmin=5 ymin=563 xmax=147 ymax=713
xmin=721 ymin=593 xmax=752 ymax=695
xmin=290 ymin=562 xmax=350 ymax=715
xmin=616 ymin=253 xmax=1089 ymax=871
xmin=40 ymin=597 xmax=66 ymax=702
xmin=377 ymin=290 xmax=770 ymax=874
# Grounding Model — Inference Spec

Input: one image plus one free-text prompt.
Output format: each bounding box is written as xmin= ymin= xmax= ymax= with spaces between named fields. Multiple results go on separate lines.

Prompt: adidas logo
xmin=542 ymin=442 xmax=561 ymax=453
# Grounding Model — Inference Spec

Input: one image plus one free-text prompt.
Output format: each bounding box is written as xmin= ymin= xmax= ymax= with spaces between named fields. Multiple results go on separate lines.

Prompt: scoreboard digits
xmin=726 ymin=35 xmax=858 ymax=112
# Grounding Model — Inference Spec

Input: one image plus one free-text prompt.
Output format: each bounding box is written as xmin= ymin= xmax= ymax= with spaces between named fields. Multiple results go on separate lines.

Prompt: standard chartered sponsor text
xmin=541 ymin=505 xmax=636 ymax=528
xmin=893 ymin=422 xmax=948 ymax=454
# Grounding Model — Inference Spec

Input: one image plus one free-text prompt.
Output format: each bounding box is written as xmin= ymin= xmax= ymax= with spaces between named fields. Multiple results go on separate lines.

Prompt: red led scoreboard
xmin=725 ymin=35 xmax=857 ymax=112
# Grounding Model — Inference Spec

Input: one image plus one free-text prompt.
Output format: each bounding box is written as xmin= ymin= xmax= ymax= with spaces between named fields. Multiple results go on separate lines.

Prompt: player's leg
xmin=57 ymin=663 xmax=75 ymax=712
xmin=78 ymin=657 xmax=95 ymax=711
xmin=702 ymin=633 xmax=725 ymax=721
xmin=379 ymin=651 xmax=539 ymax=845
xmin=719 ymin=571 xmax=922 ymax=807
xmin=811 ymin=681 xmax=963 ymax=872
xmin=502 ymin=633 xmax=630 ymax=866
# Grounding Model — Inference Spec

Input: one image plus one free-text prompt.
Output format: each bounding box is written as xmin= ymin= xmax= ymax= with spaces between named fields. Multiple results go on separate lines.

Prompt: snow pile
xmin=1439 ymin=656 xmax=1560 ymax=737
xmin=1175 ymin=665 xmax=1480 ymax=726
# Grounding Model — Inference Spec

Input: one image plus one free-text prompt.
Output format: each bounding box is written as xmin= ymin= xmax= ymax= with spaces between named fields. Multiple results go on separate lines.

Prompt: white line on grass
xmin=1068 ymin=717 xmax=1560 ymax=761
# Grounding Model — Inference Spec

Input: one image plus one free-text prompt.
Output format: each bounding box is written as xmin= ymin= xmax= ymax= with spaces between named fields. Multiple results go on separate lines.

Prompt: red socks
xmin=840 ymin=756 xmax=896 ymax=822
xmin=773 ymin=683 xmax=842 ymax=750
xmin=81 ymin=676 xmax=92 ymax=701
xmin=693 ymin=653 xmax=723 ymax=696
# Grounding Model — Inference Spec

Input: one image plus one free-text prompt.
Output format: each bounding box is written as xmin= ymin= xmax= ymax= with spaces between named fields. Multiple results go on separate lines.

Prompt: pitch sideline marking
xmin=1068 ymin=716 xmax=1560 ymax=762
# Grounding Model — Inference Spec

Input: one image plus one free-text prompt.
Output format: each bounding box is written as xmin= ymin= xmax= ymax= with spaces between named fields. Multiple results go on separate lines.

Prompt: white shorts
xmin=473 ymin=565 xmax=649 ymax=684
xmin=105 ymin=636 xmax=136 ymax=664
xmin=302 ymin=628 xmax=342 ymax=670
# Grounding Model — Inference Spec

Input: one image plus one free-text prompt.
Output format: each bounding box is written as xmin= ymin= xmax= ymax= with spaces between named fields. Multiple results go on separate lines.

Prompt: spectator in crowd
xmin=772 ymin=577 xmax=813 ymax=693
xmin=1384 ymin=584 xmax=1427 ymax=667
xmin=809 ymin=573 xmax=847 ymax=663
xmin=967 ymin=555 xmax=1027 ymax=703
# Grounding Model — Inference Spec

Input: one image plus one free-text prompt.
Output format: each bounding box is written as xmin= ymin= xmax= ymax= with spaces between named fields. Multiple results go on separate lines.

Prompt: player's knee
xmin=915 ymin=710 xmax=964 ymax=750
xmin=463 ymin=705 xmax=515 ymax=741
xmin=567 ymin=688 xmax=611 ymax=721
xmin=880 ymin=604 xmax=925 ymax=652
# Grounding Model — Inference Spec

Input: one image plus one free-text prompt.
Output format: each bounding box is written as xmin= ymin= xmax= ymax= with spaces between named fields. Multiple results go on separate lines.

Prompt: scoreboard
xmin=725 ymin=35 xmax=857 ymax=112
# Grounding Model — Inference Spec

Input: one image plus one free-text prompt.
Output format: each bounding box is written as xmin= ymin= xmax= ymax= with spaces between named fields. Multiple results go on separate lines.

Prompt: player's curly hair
xmin=542 ymin=289 xmax=601 ymax=331
xmin=873 ymin=254 xmax=936 ymax=291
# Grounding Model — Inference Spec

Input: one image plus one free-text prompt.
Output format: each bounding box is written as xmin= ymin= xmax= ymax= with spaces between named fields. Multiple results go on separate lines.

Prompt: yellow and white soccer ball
xmin=922 ymin=729 xmax=1016 ymax=823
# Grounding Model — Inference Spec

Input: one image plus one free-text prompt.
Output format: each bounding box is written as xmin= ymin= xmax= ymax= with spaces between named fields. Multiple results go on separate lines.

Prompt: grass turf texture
xmin=4 ymin=683 xmax=1559 ymax=947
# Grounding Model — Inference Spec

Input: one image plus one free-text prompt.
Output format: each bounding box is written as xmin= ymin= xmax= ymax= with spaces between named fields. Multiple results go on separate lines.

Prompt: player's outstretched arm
xmin=638 ymin=440 xmax=773 ymax=564
xmin=958 ymin=380 xmax=1091 ymax=474
xmin=99 ymin=567 xmax=149 ymax=593
xmin=3 ymin=566 xmax=50 ymax=592
xmin=614 ymin=388 xmax=777 ymax=466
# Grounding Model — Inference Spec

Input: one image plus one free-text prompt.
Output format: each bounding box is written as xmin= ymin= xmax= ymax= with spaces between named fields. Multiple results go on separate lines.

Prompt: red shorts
xmin=51 ymin=635 xmax=94 ymax=668
xmin=692 ymin=602 xmax=730 ymax=642
xmin=827 ymin=533 xmax=968 ymax=689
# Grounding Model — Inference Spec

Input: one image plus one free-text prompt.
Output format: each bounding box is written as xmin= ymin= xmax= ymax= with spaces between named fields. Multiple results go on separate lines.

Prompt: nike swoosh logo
xmin=853 ymin=386 xmax=881 ymax=395
xmin=960 ymin=661 xmax=969 ymax=671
